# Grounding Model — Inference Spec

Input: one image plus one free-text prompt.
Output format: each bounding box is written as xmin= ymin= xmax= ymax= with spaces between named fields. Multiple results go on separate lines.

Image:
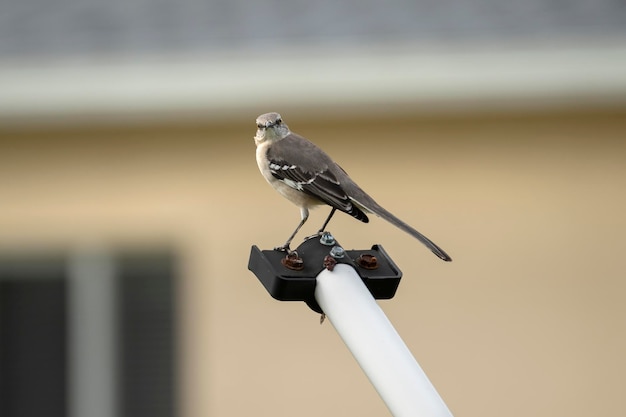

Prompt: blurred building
xmin=1 ymin=2 xmax=625 ymax=417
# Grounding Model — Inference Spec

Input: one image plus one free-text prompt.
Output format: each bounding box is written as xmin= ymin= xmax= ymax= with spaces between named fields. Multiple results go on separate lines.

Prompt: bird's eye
xmin=275 ymin=119 xmax=282 ymax=125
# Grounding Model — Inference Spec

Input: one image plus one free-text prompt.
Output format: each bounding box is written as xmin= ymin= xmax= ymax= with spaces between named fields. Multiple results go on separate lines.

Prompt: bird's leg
xmin=275 ymin=208 xmax=309 ymax=252
xmin=317 ymin=207 xmax=337 ymax=234
xmin=304 ymin=207 xmax=337 ymax=241
xmin=274 ymin=221 xmax=303 ymax=252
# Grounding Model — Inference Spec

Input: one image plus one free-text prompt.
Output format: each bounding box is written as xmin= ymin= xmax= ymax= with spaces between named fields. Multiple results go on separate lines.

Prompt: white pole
xmin=315 ymin=263 xmax=453 ymax=417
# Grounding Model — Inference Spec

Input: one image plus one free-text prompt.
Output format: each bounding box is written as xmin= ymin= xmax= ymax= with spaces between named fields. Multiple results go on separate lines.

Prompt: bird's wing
xmin=267 ymin=134 xmax=369 ymax=222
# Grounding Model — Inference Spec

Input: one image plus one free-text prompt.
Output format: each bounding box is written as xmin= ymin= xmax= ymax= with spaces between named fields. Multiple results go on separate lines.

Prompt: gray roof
xmin=1 ymin=0 xmax=625 ymax=58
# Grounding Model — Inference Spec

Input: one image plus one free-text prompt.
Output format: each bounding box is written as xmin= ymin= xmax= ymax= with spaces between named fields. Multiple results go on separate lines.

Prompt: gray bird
xmin=254 ymin=112 xmax=452 ymax=262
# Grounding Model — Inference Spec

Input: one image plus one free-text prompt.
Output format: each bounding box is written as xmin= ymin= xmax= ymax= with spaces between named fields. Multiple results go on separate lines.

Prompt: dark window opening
xmin=0 ymin=251 xmax=178 ymax=417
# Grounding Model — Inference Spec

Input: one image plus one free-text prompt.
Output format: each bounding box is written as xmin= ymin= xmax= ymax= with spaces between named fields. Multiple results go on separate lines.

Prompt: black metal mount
xmin=248 ymin=233 xmax=403 ymax=314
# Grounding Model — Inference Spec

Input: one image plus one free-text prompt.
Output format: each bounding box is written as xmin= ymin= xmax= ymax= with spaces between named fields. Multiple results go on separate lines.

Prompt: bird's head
xmin=254 ymin=112 xmax=290 ymax=145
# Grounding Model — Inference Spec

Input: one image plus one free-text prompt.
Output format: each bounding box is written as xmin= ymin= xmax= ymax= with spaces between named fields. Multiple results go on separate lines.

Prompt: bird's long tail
xmin=350 ymin=194 xmax=452 ymax=262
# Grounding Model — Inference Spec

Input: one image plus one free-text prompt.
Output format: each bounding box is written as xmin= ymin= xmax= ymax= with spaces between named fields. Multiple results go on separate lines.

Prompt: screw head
xmin=357 ymin=253 xmax=379 ymax=270
xmin=329 ymin=245 xmax=345 ymax=259
xmin=319 ymin=232 xmax=336 ymax=246
xmin=281 ymin=251 xmax=304 ymax=271
xmin=323 ymin=255 xmax=337 ymax=271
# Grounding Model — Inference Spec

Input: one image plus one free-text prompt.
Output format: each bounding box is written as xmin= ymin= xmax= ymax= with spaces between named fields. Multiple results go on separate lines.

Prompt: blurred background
xmin=1 ymin=1 xmax=625 ymax=417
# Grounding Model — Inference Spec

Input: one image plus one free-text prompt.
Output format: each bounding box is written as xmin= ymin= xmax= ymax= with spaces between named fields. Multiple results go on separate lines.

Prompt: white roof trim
xmin=1 ymin=39 xmax=626 ymax=126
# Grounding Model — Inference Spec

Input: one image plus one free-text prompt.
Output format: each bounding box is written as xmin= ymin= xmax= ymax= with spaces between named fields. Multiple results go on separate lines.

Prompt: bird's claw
xmin=274 ymin=244 xmax=294 ymax=254
xmin=304 ymin=230 xmax=327 ymax=241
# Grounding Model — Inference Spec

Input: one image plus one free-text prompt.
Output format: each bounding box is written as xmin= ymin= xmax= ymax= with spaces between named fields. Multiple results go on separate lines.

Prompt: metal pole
xmin=315 ymin=263 xmax=453 ymax=417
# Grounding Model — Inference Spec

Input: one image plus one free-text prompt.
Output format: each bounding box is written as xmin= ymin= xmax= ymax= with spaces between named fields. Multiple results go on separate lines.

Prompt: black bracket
xmin=248 ymin=234 xmax=403 ymax=314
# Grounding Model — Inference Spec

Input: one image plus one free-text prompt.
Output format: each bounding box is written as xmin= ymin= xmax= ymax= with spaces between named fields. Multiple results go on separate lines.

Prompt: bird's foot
xmin=305 ymin=230 xmax=337 ymax=246
xmin=273 ymin=244 xmax=291 ymax=252
xmin=303 ymin=232 xmax=323 ymax=241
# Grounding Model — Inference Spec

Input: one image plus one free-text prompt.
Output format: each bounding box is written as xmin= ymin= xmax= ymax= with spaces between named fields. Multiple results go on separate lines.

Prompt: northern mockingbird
xmin=254 ymin=112 xmax=452 ymax=262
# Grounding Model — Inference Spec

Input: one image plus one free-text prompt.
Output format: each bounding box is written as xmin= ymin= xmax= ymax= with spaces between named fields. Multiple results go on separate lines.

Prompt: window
xmin=0 ymin=256 xmax=67 ymax=417
xmin=0 ymin=250 xmax=177 ymax=417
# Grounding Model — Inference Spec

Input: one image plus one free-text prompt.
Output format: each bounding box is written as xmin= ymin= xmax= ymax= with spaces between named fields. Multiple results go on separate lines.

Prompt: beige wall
xmin=1 ymin=108 xmax=625 ymax=417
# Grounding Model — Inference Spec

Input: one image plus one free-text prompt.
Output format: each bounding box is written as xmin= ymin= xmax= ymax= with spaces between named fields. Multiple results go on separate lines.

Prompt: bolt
xmin=281 ymin=251 xmax=304 ymax=271
xmin=323 ymin=255 xmax=337 ymax=271
xmin=319 ymin=232 xmax=336 ymax=246
xmin=329 ymin=245 xmax=345 ymax=259
xmin=357 ymin=253 xmax=379 ymax=270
